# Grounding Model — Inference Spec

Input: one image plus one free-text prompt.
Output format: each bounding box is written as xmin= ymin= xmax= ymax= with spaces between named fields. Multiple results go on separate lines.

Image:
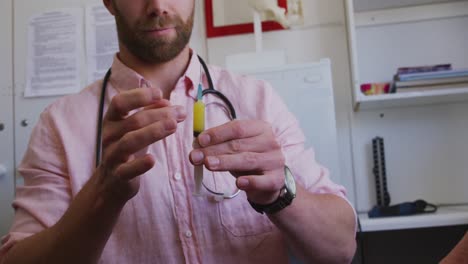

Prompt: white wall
xmin=352 ymin=14 xmax=468 ymax=211
xmin=191 ymin=0 xmax=208 ymax=58
xmin=356 ymin=16 xmax=468 ymax=84
xmin=0 ymin=0 xmax=14 ymax=237
xmin=203 ymin=0 xmax=357 ymax=204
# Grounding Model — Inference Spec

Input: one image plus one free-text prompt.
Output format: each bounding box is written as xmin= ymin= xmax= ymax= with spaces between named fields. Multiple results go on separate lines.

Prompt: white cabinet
xmin=0 ymin=0 xmax=14 ymax=237
xmin=346 ymin=0 xmax=468 ymax=231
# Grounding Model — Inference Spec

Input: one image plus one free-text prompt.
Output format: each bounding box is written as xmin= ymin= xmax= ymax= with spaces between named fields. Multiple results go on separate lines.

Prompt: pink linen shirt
xmin=1 ymin=52 xmax=352 ymax=263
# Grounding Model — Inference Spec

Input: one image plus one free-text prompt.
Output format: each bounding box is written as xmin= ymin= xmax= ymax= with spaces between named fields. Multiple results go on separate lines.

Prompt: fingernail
xmin=152 ymin=89 xmax=162 ymax=100
xmin=165 ymin=119 xmax=176 ymax=130
xmin=199 ymin=134 xmax=211 ymax=146
xmin=191 ymin=150 xmax=204 ymax=163
xmin=207 ymin=156 xmax=219 ymax=167
xmin=192 ymin=139 xmax=201 ymax=149
xmin=176 ymin=107 xmax=186 ymax=120
xmin=237 ymin=178 xmax=250 ymax=188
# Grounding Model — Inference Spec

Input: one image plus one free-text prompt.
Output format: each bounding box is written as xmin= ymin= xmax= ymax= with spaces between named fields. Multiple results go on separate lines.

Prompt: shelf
xmin=355 ymin=1 xmax=468 ymax=28
xmin=354 ymin=86 xmax=468 ymax=111
xmin=359 ymin=205 xmax=468 ymax=232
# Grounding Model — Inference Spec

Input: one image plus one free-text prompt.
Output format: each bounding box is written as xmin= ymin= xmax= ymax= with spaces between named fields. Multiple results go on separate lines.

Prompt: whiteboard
xmin=238 ymin=59 xmax=342 ymax=185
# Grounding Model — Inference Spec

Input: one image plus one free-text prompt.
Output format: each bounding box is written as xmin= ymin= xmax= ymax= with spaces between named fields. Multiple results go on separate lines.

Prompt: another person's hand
xmin=189 ymin=120 xmax=285 ymax=205
xmin=96 ymin=88 xmax=186 ymax=203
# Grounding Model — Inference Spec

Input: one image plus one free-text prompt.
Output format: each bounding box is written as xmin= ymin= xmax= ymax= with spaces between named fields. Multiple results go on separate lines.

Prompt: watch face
xmin=284 ymin=166 xmax=296 ymax=195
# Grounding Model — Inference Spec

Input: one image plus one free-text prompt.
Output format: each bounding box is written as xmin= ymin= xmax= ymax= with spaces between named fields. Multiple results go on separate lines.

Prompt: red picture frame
xmin=205 ymin=0 xmax=288 ymax=38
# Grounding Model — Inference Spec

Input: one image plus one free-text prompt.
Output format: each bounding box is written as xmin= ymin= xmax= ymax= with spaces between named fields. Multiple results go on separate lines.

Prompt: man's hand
xmin=189 ymin=120 xmax=285 ymax=205
xmin=96 ymin=87 xmax=186 ymax=204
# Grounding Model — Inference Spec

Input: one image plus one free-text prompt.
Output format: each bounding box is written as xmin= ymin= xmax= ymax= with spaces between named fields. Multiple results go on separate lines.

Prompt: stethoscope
xmin=95 ymin=56 xmax=241 ymax=199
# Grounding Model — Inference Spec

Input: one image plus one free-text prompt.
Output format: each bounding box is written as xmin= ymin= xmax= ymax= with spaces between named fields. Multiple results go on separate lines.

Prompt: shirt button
xmin=213 ymin=195 xmax=224 ymax=203
xmin=185 ymin=230 xmax=192 ymax=238
xmin=174 ymin=172 xmax=182 ymax=181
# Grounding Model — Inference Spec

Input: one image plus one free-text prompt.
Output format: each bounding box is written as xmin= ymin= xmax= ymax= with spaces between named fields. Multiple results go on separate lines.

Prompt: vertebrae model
xmin=248 ymin=0 xmax=289 ymax=27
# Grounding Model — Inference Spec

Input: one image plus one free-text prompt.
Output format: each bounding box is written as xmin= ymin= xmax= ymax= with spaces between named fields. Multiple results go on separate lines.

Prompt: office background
xmin=1 ymin=0 xmax=468 ymax=262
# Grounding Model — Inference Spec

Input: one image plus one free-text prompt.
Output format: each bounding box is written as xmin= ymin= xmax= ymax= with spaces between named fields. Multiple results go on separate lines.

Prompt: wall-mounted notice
xmin=86 ymin=4 xmax=118 ymax=84
xmin=25 ymin=9 xmax=83 ymax=98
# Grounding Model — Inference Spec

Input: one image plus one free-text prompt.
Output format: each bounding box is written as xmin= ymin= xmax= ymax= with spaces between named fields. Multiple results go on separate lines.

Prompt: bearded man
xmin=0 ymin=1 xmax=356 ymax=263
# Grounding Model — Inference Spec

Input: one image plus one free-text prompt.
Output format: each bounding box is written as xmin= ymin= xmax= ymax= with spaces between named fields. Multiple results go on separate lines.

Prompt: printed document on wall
xmin=86 ymin=4 xmax=118 ymax=84
xmin=25 ymin=9 xmax=83 ymax=98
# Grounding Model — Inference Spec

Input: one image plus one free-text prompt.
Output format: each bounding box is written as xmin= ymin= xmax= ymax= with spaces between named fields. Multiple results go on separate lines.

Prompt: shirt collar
xmin=109 ymin=50 xmax=204 ymax=100
xmin=109 ymin=54 xmax=149 ymax=91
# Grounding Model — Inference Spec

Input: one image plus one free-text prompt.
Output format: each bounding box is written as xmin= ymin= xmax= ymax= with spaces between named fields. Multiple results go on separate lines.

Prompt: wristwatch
xmin=249 ymin=166 xmax=297 ymax=215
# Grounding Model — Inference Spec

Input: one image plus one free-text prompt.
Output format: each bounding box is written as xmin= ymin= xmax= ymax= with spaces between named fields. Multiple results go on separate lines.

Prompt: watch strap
xmin=249 ymin=188 xmax=295 ymax=215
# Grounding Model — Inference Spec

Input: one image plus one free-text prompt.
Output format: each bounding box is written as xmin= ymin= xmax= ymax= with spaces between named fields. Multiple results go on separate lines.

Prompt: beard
xmin=113 ymin=6 xmax=194 ymax=64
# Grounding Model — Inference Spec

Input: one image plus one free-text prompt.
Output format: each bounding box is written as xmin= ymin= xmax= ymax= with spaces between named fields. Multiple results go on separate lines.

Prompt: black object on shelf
xmin=372 ymin=137 xmax=391 ymax=207
xmin=369 ymin=137 xmax=438 ymax=218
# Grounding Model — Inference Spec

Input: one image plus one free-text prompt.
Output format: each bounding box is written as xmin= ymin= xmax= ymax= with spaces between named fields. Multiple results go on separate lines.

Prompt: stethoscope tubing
xmin=95 ymin=56 xmax=241 ymax=199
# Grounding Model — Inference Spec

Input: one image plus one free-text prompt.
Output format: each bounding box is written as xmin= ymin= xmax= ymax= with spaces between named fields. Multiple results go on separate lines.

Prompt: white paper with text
xmin=25 ymin=9 xmax=82 ymax=97
xmin=86 ymin=4 xmax=118 ymax=84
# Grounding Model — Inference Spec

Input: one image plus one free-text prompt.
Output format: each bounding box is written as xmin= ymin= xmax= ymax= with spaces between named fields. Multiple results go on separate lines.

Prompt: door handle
xmin=21 ymin=119 xmax=29 ymax=127
xmin=0 ymin=164 xmax=7 ymax=179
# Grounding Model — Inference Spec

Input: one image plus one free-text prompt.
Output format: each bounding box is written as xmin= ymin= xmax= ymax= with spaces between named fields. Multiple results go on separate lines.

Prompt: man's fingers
xmin=114 ymin=154 xmax=155 ymax=181
xmin=190 ymin=136 xmax=280 ymax=163
xmin=235 ymin=173 xmax=285 ymax=193
xmin=102 ymin=105 xmax=186 ymax=147
xmin=126 ymin=106 xmax=187 ymax=130
xmin=104 ymin=106 xmax=186 ymax=145
xmin=107 ymin=118 xmax=178 ymax=162
xmin=106 ymin=88 xmax=163 ymax=121
xmin=143 ymin=99 xmax=171 ymax=110
xmin=197 ymin=120 xmax=268 ymax=147
xmin=203 ymin=151 xmax=284 ymax=172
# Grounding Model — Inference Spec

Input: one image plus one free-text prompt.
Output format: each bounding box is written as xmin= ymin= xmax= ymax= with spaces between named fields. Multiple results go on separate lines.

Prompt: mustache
xmin=139 ymin=15 xmax=182 ymax=31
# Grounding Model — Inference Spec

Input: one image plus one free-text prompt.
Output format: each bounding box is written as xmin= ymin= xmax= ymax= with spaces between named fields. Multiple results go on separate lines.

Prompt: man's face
xmin=110 ymin=0 xmax=195 ymax=64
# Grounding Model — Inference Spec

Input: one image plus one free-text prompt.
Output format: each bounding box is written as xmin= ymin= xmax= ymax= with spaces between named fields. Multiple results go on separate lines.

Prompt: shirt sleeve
xmin=258 ymin=82 xmax=345 ymax=196
xmin=261 ymin=81 xmax=357 ymax=229
xmin=0 ymin=106 xmax=72 ymax=259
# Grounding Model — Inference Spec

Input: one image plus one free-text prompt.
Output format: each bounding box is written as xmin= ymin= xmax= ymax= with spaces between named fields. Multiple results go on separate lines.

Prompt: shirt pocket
xmin=212 ymin=171 xmax=274 ymax=237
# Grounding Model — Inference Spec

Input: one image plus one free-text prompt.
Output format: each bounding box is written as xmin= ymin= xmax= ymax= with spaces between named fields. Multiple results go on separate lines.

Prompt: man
xmin=0 ymin=0 xmax=356 ymax=263
xmin=442 ymin=232 xmax=468 ymax=263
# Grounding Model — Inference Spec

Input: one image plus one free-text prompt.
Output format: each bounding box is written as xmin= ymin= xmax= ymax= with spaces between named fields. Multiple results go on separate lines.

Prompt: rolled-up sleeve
xmin=260 ymin=82 xmax=348 ymax=198
xmin=0 ymin=107 xmax=71 ymax=259
xmin=254 ymin=81 xmax=357 ymax=231
xmin=258 ymin=81 xmax=358 ymax=232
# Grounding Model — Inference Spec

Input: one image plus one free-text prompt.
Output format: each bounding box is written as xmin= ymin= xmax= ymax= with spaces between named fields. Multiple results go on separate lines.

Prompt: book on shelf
xmin=395 ymin=76 xmax=468 ymax=88
xmin=396 ymin=82 xmax=468 ymax=93
xmin=396 ymin=68 xmax=468 ymax=82
xmin=397 ymin=64 xmax=452 ymax=75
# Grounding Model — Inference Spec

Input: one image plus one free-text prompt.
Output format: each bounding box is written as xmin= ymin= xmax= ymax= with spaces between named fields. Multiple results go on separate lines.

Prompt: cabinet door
xmin=0 ymin=0 xmax=14 ymax=237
